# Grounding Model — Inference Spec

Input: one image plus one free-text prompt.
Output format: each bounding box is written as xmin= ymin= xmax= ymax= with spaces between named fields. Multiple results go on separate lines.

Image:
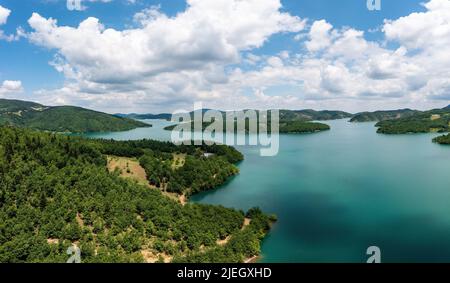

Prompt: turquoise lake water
xmin=85 ymin=119 xmax=450 ymax=263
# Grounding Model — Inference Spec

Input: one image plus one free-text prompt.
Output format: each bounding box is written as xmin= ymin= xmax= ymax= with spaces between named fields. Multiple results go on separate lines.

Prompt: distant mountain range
xmin=279 ymin=109 xmax=352 ymax=121
xmin=0 ymin=99 xmax=150 ymax=133
xmin=115 ymin=113 xmax=173 ymax=120
xmin=118 ymin=109 xmax=353 ymax=122
xmin=119 ymin=109 xmax=352 ymax=134
xmin=2 ymin=98 xmax=449 ymax=135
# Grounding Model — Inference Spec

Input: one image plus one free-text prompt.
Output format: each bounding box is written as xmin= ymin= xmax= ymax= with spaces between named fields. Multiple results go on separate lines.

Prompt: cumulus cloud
xmin=27 ymin=0 xmax=305 ymax=112
xmin=305 ymin=20 xmax=333 ymax=52
xmin=383 ymin=0 xmax=450 ymax=50
xmin=0 ymin=5 xmax=10 ymax=26
xmin=28 ymin=0 xmax=304 ymax=83
xmin=26 ymin=0 xmax=450 ymax=113
xmin=0 ymin=81 xmax=24 ymax=97
xmin=212 ymin=0 xmax=450 ymax=112
xmin=0 ymin=5 xmax=11 ymax=41
xmin=0 ymin=5 xmax=24 ymax=42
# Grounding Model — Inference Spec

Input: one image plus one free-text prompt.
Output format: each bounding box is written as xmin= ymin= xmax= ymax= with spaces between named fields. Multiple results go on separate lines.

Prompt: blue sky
xmin=0 ymin=0 xmax=448 ymax=113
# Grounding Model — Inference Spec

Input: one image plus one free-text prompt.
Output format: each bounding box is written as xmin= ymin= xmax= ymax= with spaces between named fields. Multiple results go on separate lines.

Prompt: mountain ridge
xmin=119 ymin=109 xmax=353 ymax=122
xmin=0 ymin=99 xmax=150 ymax=133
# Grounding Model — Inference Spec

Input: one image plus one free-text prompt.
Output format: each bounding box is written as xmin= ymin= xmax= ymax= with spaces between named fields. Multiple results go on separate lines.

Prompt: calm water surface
xmin=86 ymin=119 xmax=450 ymax=263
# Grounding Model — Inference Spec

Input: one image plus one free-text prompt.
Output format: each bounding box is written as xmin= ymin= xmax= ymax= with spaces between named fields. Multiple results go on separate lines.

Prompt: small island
xmin=162 ymin=109 xmax=334 ymax=134
xmin=278 ymin=121 xmax=330 ymax=133
xmin=164 ymin=120 xmax=330 ymax=134
xmin=433 ymin=134 xmax=450 ymax=145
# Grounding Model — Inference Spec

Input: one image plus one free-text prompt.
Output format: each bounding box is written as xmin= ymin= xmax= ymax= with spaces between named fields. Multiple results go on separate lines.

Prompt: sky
xmin=0 ymin=0 xmax=449 ymax=113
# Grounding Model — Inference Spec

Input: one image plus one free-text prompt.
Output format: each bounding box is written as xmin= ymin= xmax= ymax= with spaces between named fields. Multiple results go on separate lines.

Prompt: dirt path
xmin=242 ymin=218 xmax=251 ymax=230
xmin=244 ymin=256 xmax=259 ymax=263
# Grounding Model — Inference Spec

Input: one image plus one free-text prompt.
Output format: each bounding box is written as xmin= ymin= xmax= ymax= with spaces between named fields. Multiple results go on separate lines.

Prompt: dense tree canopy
xmin=433 ymin=134 xmax=450 ymax=145
xmin=164 ymin=119 xmax=330 ymax=134
xmin=0 ymin=126 xmax=270 ymax=263
xmin=376 ymin=109 xmax=450 ymax=134
xmin=350 ymin=109 xmax=420 ymax=122
xmin=0 ymin=99 xmax=149 ymax=133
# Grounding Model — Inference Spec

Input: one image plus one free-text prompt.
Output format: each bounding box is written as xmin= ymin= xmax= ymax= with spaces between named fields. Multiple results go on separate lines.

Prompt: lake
xmin=85 ymin=119 xmax=450 ymax=263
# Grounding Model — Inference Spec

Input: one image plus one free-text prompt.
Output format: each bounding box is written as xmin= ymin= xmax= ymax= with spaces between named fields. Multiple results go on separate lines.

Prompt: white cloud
xmin=216 ymin=0 xmax=450 ymax=112
xmin=305 ymin=20 xmax=333 ymax=52
xmin=0 ymin=5 xmax=24 ymax=42
xmin=0 ymin=80 xmax=24 ymax=97
xmin=0 ymin=5 xmax=12 ymax=41
xmin=26 ymin=0 xmax=450 ymax=113
xmin=28 ymin=0 xmax=304 ymax=82
xmin=27 ymin=0 xmax=305 ymax=112
xmin=267 ymin=56 xmax=284 ymax=68
xmin=383 ymin=0 xmax=450 ymax=50
xmin=28 ymin=0 xmax=304 ymax=84
xmin=0 ymin=5 xmax=10 ymax=25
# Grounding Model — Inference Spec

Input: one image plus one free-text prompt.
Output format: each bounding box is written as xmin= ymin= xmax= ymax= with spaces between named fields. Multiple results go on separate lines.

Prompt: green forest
xmin=433 ymin=134 xmax=450 ymax=145
xmin=127 ymin=109 xmax=351 ymax=123
xmin=0 ymin=99 xmax=149 ymax=133
xmin=350 ymin=109 xmax=420 ymax=122
xmin=164 ymin=116 xmax=331 ymax=134
xmin=96 ymin=138 xmax=243 ymax=196
xmin=0 ymin=126 xmax=271 ymax=263
xmin=376 ymin=109 xmax=450 ymax=134
xmin=278 ymin=121 xmax=330 ymax=133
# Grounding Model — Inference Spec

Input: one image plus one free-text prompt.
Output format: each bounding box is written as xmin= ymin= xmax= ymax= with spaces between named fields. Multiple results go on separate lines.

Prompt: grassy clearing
xmin=107 ymin=156 xmax=149 ymax=187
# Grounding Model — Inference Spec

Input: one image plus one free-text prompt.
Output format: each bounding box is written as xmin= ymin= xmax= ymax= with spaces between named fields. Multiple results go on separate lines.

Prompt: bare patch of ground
xmin=107 ymin=156 xmax=149 ymax=186
xmin=244 ymin=256 xmax=259 ymax=263
xmin=217 ymin=218 xmax=252 ymax=246
xmin=76 ymin=212 xmax=84 ymax=227
xmin=107 ymin=155 xmax=189 ymax=206
xmin=178 ymin=194 xmax=187 ymax=205
xmin=242 ymin=218 xmax=251 ymax=230
xmin=431 ymin=114 xmax=441 ymax=121
xmin=47 ymin=238 xmax=59 ymax=245
xmin=172 ymin=153 xmax=186 ymax=169
xmin=141 ymin=249 xmax=173 ymax=263
xmin=216 ymin=235 xmax=232 ymax=246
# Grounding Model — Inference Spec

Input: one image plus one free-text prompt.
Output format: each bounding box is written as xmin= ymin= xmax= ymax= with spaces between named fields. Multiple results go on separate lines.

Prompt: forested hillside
xmin=163 ymin=109 xmax=333 ymax=134
xmin=279 ymin=109 xmax=352 ymax=121
xmin=92 ymin=138 xmax=243 ymax=196
xmin=164 ymin=119 xmax=330 ymax=134
xmin=376 ymin=108 xmax=450 ymax=134
xmin=0 ymin=99 xmax=149 ymax=133
xmin=350 ymin=109 xmax=420 ymax=122
xmin=0 ymin=126 xmax=270 ymax=263
xmin=127 ymin=109 xmax=351 ymax=123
